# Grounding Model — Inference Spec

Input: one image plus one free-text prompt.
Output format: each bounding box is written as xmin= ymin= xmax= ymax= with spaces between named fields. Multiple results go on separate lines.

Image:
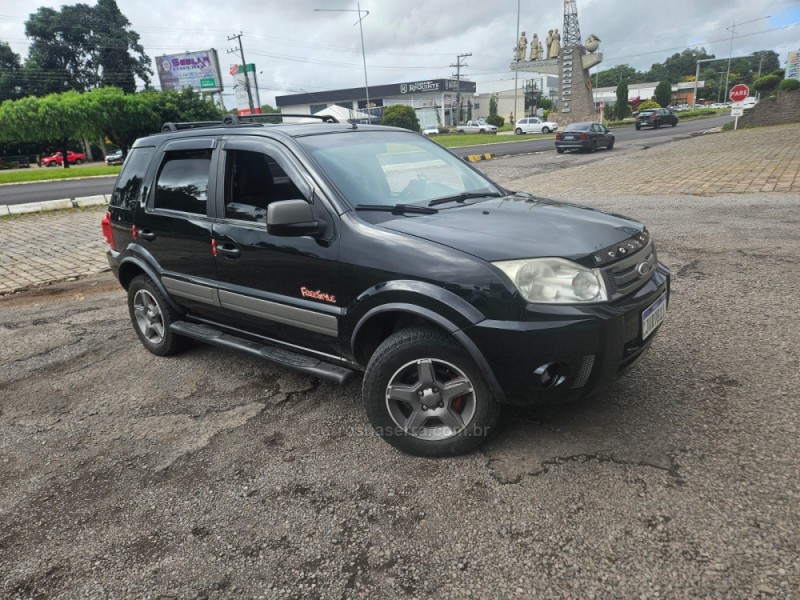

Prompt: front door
xmin=211 ymin=137 xmax=343 ymax=356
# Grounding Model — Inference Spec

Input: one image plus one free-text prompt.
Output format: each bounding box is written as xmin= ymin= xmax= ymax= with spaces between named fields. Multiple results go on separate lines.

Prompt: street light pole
xmin=724 ymin=16 xmax=770 ymax=102
xmin=314 ymin=5 xmax=371 ymax=116
xmin=513 ymin=0 xmax=520 ymax=125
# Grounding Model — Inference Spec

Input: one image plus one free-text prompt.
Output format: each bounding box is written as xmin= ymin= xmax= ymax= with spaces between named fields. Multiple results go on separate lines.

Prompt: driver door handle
xmin=217 ymin=243 xmax=241 ymax=259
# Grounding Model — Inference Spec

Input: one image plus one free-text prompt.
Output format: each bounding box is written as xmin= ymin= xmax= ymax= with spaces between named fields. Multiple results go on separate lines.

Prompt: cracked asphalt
xmin=1 ymin=151 xmax=799 ymax=596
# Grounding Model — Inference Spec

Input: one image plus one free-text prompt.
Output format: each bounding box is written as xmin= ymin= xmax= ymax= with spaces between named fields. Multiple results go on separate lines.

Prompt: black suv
xmin=103 ymin=115 xmax=670 ymax=456
xmin=635 ymin=108 xmax=678 ymax=130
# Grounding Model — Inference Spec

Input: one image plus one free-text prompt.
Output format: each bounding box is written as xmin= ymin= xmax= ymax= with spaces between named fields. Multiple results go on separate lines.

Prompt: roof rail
xmin=160 ymin=113 xmax=339 ymax=133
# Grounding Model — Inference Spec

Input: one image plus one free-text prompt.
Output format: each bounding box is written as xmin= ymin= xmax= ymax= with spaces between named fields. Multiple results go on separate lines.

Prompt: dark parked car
xmin=102 ymin=115 xmax=669 ymax=456
xmin=555 ymin=122 xmax=615 ymax=153
xmin=635 ymin=108 xmax=678 ymax=130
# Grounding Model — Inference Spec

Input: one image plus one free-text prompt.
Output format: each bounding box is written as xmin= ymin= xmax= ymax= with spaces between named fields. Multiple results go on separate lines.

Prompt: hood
xmin=379 ymin=196 xmax=644 ymax=263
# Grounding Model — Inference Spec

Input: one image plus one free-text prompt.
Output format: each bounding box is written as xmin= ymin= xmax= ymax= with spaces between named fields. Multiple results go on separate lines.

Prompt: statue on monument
xmin=514 ymin=31 xmax=528 ymax=62
xmin=529 ymin=33 xmax=540 ymax=61
xmin=549 ymin=28 xmax=561 ymax=59
xmin=545 ymin=30 xmax=554 ymax=57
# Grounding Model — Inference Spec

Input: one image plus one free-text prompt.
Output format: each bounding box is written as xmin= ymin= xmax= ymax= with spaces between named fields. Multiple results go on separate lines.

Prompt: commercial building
xmin=473 ymin=76 xmax=560 ymax=122
xmin=591 ymin=81 xmax=706 ymax=108
xmin=274 ymin=79 xmax=477 ymax=127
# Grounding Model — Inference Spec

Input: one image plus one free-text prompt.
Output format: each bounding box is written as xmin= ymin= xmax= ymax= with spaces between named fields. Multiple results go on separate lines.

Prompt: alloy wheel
xmin=132 ymin=289 xmax=165 ymax=344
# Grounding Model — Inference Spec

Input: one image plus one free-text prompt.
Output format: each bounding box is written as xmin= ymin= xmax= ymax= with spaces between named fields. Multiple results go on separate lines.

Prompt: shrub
xmin=438 ymin=126 xmax=450 ymax=134
xmin=637 ymin=99 xmax=660 ymax=110
xmin=753 ymin=74 xmax=781 ymax=95
xmin=486 ymin=114 xmax=504 ymax=127
xmin=381 ymin=105 xmax=420 ymax=132
xmin=780 ymin=78 xmax=800 ymax=92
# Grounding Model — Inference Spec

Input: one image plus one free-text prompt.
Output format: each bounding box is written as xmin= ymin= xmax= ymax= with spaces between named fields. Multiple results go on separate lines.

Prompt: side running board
xmin=170 ymin=321 xmax=355 ymax=385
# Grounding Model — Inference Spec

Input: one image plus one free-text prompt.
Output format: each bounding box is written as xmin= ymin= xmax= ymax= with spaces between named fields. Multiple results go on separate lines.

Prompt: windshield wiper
xmin=355 ymin=203 xmax=438 ymax=215
xmin=428 ymin=191 xmax=504 ymax=207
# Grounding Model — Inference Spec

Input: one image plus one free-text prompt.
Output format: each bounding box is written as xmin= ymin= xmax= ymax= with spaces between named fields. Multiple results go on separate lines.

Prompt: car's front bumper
xmin=463 ymin=263 xmax=671 ymax=405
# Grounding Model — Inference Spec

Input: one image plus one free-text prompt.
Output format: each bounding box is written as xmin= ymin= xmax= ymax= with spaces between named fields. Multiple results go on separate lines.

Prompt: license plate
xmin=563 ymin=135 xmax=575 ymax=140
xmin=642 ymin=292 xmax=667 ymax=340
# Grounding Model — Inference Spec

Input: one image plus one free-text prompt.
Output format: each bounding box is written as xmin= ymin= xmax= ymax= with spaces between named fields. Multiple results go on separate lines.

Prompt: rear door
xmin=211 ymin=137 xmax=343 ymax=355
xmin=135 ymin=136 xmax=225 ymax=320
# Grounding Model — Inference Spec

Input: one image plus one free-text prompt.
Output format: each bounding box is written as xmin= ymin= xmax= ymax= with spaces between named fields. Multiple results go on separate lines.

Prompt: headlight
xmin=493 ymin=258 xmax=608 ymax=304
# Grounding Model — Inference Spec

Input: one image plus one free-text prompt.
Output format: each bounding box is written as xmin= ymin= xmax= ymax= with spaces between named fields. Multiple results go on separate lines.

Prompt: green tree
xmin=23 ymin=1 xmax=150 ymax=95
xmin=615 ymin=80 xmax=630 ymax=120
xmin=82 ymin=87 xmax=159 ymax=155
xmin=140 ymin=88 xmax=222 ymax=125
xmin=381 ymin=104 xmax=419 ymax=132
xmin=654 ymin=80 xmax=672 ymax=108
xmin=596 ymin=64 xmax=639 ymax=88
xmin=0 ymin=91 xmax=90 ymax=168
xmin=638 ymin=99 xmax=661 ymax=110
xmin=489 ymin=94 xmax=498 ymax=119
xmin=0 ymin=42 xmax=23 ymax=103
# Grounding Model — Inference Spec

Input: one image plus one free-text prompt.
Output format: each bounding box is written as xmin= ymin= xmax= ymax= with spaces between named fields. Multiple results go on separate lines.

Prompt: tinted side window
xmin=109 ymin=147 xmax=155 ymax=209
xmin=224 ymin=150 xmax=304 ymax=223
xmin=154 ymin=149 xmax=212 ymax=215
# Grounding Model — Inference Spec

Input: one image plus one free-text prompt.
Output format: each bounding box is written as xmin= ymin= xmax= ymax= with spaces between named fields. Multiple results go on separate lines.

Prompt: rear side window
xmin=154 ymin=149 xmax=212 ymax=215
xmin=109 ymin=147 xmax=155 ymax=209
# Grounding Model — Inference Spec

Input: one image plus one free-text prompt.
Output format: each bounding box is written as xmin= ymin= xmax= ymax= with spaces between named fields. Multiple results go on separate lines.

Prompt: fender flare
xmin=118 ymin=255 xmax=182 ymax=313
xmin=351 ymin=301 xmax=507 ymax=404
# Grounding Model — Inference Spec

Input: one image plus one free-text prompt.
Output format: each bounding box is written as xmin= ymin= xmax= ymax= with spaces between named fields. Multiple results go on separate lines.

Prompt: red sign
xmin=729 ymin=84 xmax=750 ymax=103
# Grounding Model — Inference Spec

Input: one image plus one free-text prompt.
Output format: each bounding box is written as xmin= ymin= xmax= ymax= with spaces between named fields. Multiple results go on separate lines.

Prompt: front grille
xmin=603 ymin=242 xmax=657 ymax=301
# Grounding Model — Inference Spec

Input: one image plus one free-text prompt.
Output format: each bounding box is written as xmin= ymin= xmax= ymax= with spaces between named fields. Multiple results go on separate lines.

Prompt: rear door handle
xmin=217 ymin=243 xmax=241 ymax=259
xmin=137 ymin=229 xmax=156 ymax=241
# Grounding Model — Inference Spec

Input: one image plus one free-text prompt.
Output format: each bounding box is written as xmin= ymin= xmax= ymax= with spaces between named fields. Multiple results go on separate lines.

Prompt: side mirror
xmin=267 ymin=199 xmax=320 ymax=237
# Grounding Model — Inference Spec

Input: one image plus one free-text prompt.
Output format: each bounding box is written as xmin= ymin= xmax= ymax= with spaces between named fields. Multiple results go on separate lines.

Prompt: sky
xmin=1 ymin=0 xmax=798 ymax=107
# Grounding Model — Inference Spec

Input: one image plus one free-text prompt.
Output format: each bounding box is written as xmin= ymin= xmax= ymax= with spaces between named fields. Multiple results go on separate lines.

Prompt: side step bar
xmin=170 ymin=321 xmax=356 ymax=385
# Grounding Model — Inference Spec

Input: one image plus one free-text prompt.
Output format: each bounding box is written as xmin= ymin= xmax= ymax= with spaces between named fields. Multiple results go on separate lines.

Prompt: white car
xmin=422 ymin=125 xmax=440 ymax=136
xmin=514 ymin=117 xmax=559 ymax=135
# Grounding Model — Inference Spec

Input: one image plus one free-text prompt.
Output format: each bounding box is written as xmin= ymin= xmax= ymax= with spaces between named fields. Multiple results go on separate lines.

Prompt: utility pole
xmin=724 ymin=16 xmax=770 ymax=103
xmin=451 ymin=53 xmax=471 ymax=126
xmin=513 ymin=0 xmax=520 ymax=126
xmin=228 ymin=32 xmax=255 ymax=115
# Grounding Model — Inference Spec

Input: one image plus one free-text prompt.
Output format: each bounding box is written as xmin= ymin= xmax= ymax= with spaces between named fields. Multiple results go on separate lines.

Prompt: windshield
xmin=297 ymin=130 xmax=502 ymax=207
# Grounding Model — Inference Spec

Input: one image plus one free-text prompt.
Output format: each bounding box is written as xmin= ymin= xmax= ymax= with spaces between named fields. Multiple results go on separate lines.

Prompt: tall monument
xmin=511 ymin=0 xmax=603 ymax=124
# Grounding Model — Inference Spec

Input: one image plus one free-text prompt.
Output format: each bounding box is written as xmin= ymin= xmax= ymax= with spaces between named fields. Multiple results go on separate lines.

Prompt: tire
xmin=654 ymin=121 xmax=661 ymax=129
xmin=75 ymin=159 xmax=83 ymax=165
xmin=607 ymin=139 xmax=615 ymax=150
xmin=127 ymin=275 xmax=188 ymax=357
xmin=542 ymin=126 xmax=550 ymax=134
xmin=458 ymin=130 xmax=465 ymax=135
xmin=362 ymin=326 xmax=499 ymax=457
xmin=479 ymin=129 xmax=485 ymax=133
xmin=588 ymin=141 xmax=597 ymax=153
xmin=515 ymin=128 xmax=523 ymax=135
xmin=635 ymin=125 xmax=641 ymax=131
xmin=557 ymin=148 xmax=565 ymax=154
xmin=671 ymin=120 xmax=677 ymax=127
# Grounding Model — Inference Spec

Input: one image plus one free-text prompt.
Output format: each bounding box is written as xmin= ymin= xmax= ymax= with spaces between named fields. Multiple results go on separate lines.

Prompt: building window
xmin=310 ymin=103 xmax=327 ymax=114
xmin=358 ymin=99 xmax=383 ymax=109
xmin=335 ymin=101 xmax=353 ymax=110
xmin=474 ymin=103 xmax=480 ymax=110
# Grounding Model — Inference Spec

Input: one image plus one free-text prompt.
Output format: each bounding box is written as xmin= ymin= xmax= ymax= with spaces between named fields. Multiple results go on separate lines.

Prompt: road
xmin=2 ymin=188 xmax=797 ymax=597
xmin=450 ymin=115 xmax=732 ymax=158
xmin=0 ymin=116 xmax=732 ymax=206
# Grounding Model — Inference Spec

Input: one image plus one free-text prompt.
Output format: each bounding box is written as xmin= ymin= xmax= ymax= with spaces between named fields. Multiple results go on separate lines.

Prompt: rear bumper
xmin=463 ymin=263 xmax=671 ymax=405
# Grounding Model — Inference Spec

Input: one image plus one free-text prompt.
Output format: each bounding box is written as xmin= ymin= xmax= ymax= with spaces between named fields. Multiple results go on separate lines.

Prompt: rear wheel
xmin=654 ymin=121 xmax=661 ymax=129
xmin=515 ymin=128 xmax=523 ymax=135
xmin=588 ymin=141 xmax=597 ymax=153
xmin=74 ymin=159 xmax=83 ymax=165
xmin=607 ymin=138 xmax=615 ymax=150
xmin=635 ymin=125 xmax=641 ymax=131
xmin=557 ymin=148 xmax=565 ymax=154
xmin=362 ymin=326 xmax=499 ymax=457
xmin=128 ymin=275 xmax=188 ymax=357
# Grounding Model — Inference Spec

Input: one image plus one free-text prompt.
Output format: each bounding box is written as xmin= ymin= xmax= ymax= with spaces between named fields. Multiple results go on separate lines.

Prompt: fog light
xmin=534 ymin=362 xmax=565 ymax=388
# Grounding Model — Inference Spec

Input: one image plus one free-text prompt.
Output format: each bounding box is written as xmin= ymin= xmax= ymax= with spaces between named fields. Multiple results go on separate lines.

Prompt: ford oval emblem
xmin=637 ymin=261 xmax=653 ymax=276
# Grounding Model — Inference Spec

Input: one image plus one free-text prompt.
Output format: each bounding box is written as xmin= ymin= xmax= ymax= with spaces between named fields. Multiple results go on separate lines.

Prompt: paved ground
xmin=0 ymin=122 xmax=798 ymax=598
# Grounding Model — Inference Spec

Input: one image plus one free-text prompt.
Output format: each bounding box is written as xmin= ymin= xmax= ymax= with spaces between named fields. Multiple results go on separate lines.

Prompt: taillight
xmin=579 ymin=133 xmax=589 ymax=140
xmin=555 ymin=133 xmax=561 ymax=140
xmin=101 ymin=211 xmax=116 ymax=250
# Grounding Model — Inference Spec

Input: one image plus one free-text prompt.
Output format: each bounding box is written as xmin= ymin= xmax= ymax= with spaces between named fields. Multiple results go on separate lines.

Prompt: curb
xmin=0 ymin=194 xmax=109 ymax=216
xmin=466 ymin=154 xmax=493 ymax=163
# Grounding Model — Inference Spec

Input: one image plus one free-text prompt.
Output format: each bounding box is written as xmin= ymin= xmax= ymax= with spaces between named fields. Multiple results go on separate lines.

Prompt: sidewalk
xmin=1 ymin=123 xmax=798 ymax=296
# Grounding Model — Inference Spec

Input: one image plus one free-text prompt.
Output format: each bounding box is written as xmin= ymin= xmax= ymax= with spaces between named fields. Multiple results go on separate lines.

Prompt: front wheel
xmin=672 ymin=120 xmax=677 ymax=127
xmin=362 ymin=327 xmax=499 ymax=457
xmin=127 ymin=275 xmax=188 ymax=357
xmin=635 ymin=125 xmax=641 ymax=130
xmin=74 ymin=159 xmax=83 ymax=165
xmin=542 ymin=126 xmax=550 ymax=134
